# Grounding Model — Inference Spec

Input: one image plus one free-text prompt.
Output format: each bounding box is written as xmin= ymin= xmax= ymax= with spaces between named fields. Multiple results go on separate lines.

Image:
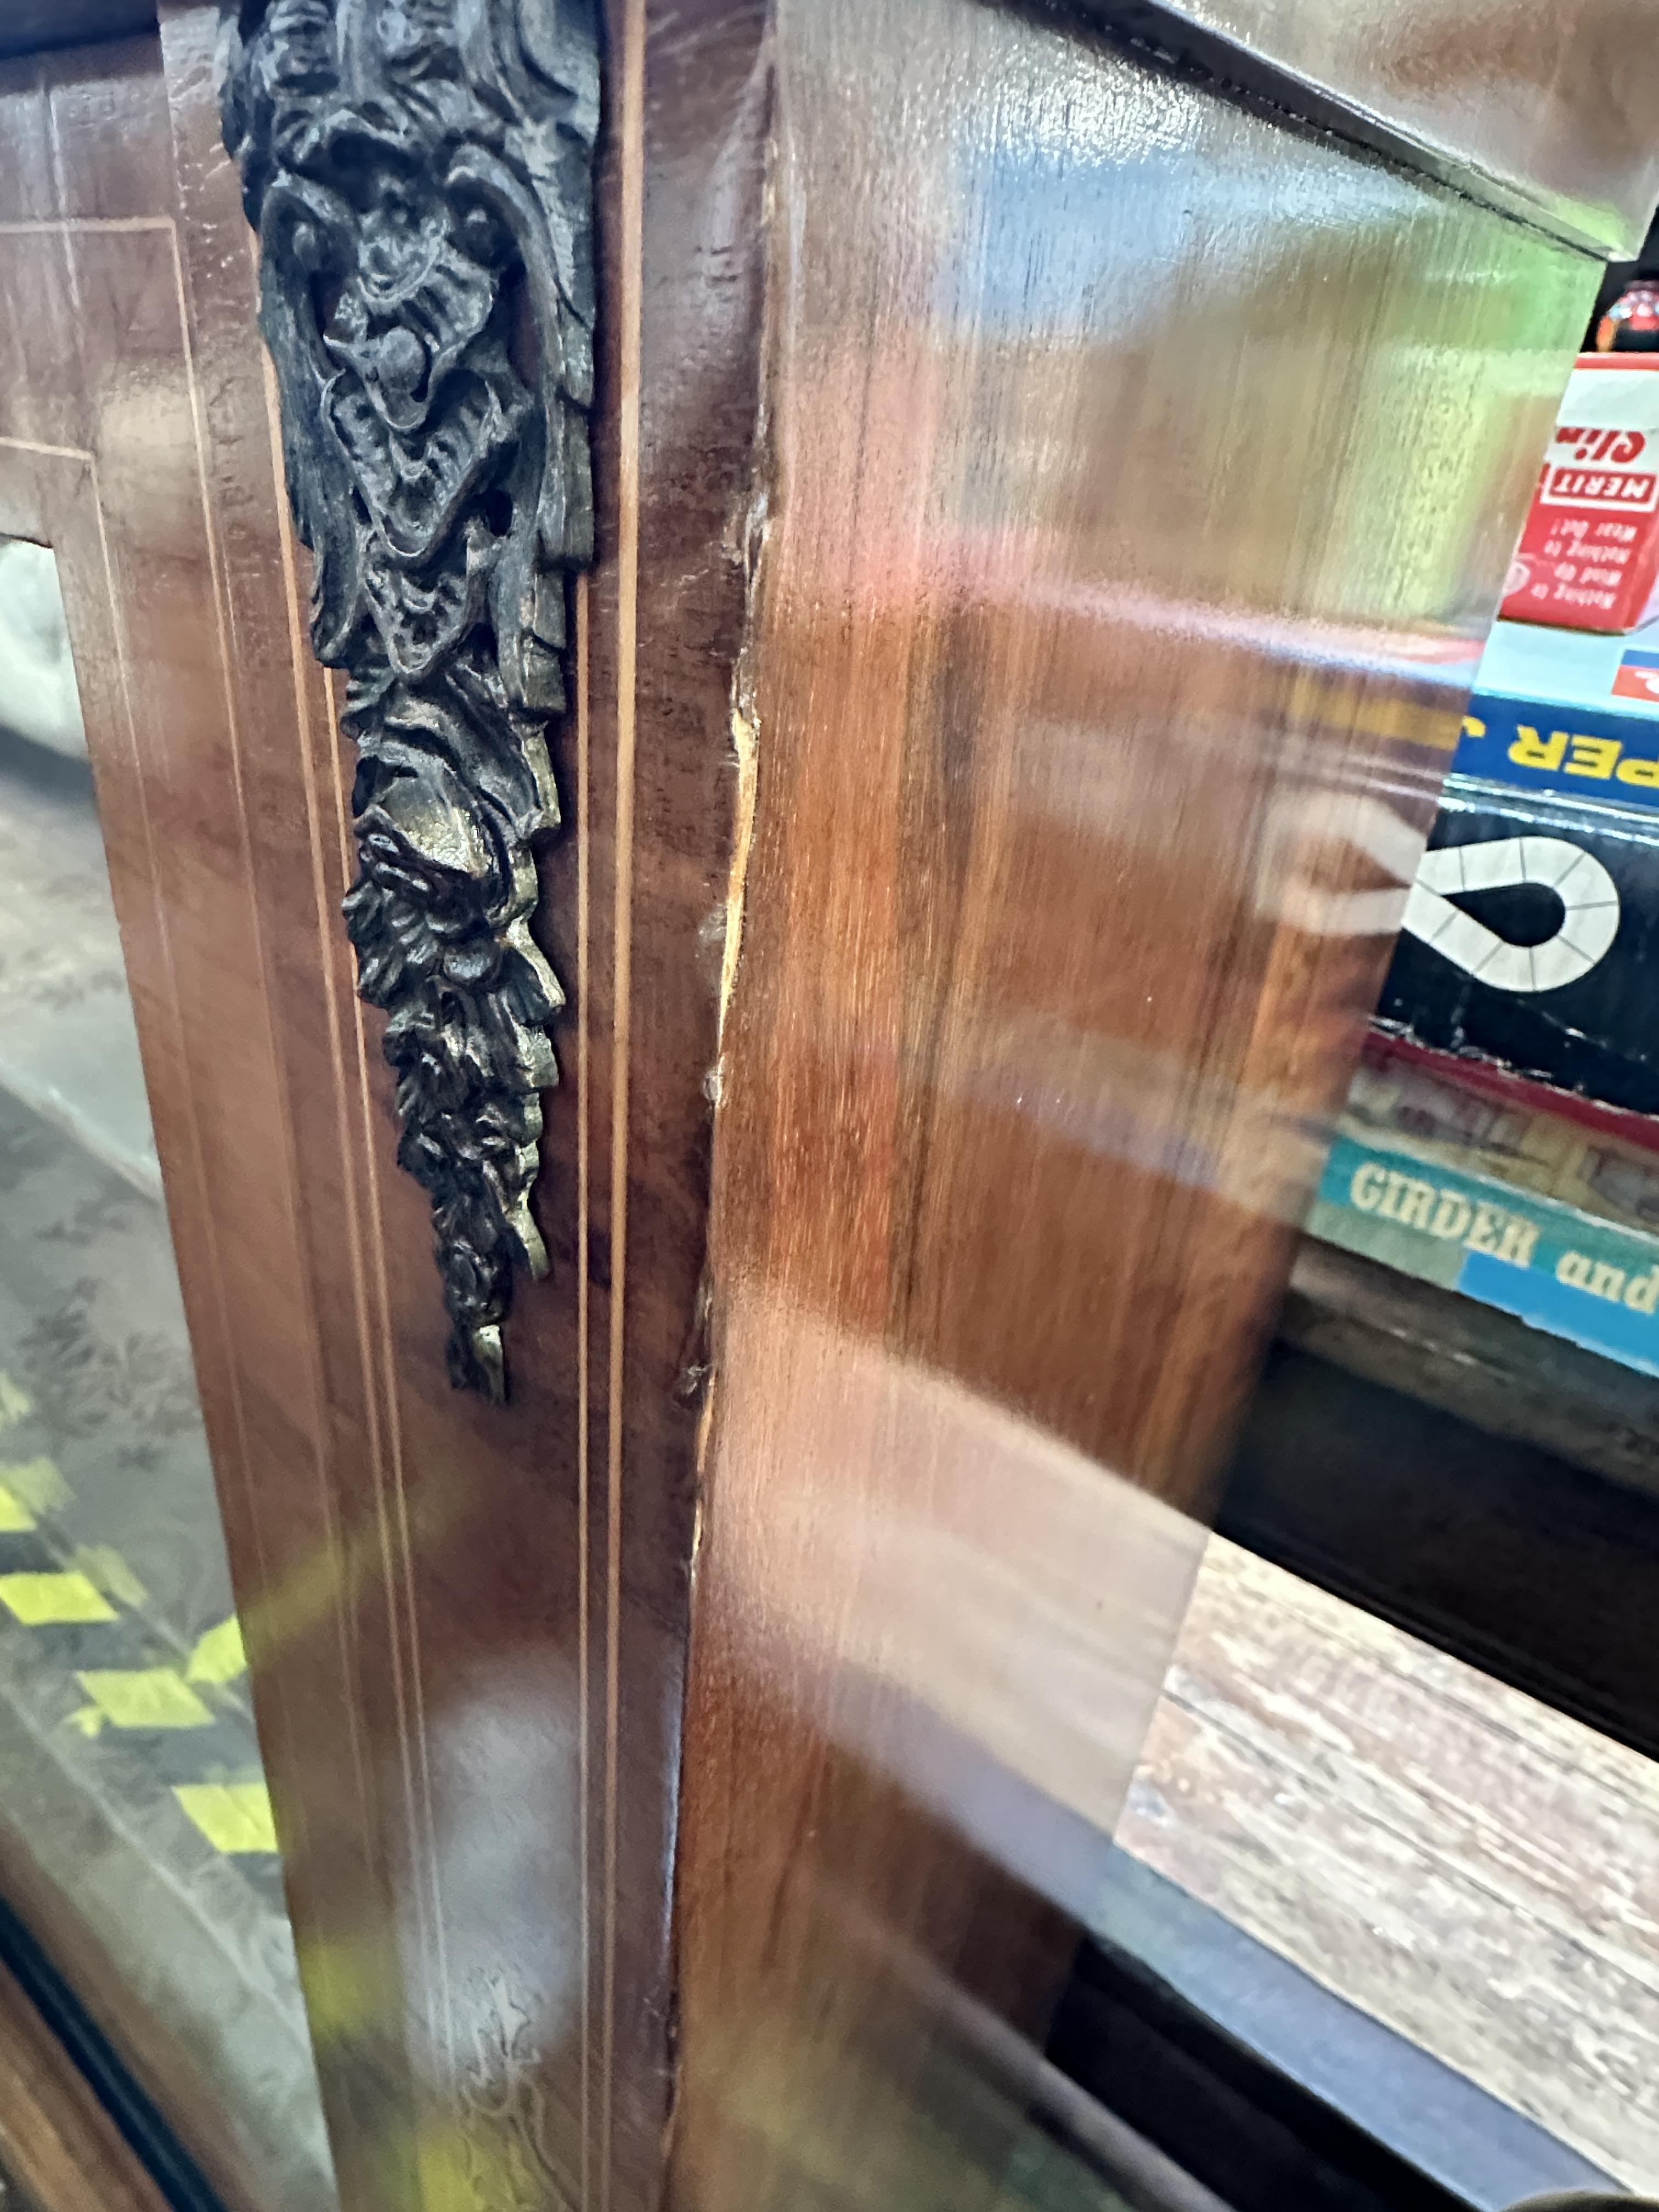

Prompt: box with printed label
xmin=1453 ymin=603 xmax=1659 ymax=809
xmin=1501 ymin=356 xmax=1659 ymax=634
xmin=1373 ymin=595 xmax=1659 ymax=1117
xmin=1379 ymin=781 xmax=1659 ymax=1115
xmin=1346 ymin=1032 xmax=1659 ymax=1236
xmin=1309 ymin=1129 xmax=1659 ymax=1377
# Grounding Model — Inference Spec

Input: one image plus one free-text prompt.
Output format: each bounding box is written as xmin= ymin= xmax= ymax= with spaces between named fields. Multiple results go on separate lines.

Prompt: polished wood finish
xmin=1070 ymin=0 xmax=1659 ymax=256
xmin=0 ymin=6 xmax=755 ymax=2208
xmin=156 ymin=0 xmax=756 ymax=2201
xmin=670 ymin=0 xmax=1607 ymax=2203
xmin=0 ymin=1956 xmax=171 ymax=2212
xmin=0 ymin=2 xmax=755 ymax=2198
xmin=0 ymin=5 xmax=1637 ymax=2211
xmin=0 ymin=35 xmax=330 ymax=2211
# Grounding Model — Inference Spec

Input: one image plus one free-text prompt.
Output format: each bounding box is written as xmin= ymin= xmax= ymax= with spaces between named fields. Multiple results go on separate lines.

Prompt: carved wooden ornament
xmin=219 ymin=0 xmax=597 ymax=1398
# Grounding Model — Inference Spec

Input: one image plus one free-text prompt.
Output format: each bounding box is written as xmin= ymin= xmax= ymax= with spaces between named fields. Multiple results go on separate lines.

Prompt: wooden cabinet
xmin=0 ymin=3 xmax=1648 ymax=2208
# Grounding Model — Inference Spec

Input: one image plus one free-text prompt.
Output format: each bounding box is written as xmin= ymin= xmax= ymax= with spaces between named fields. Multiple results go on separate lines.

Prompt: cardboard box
xmin=1311 ymin=1036 xmax=1659 ymax=1376
xmin=1348 ymin=1032 xmax=1659 ymax=1237
xmin=1381 ymin=783 xmax=1659 ymax=1113
xmin=1309 ymin=1125 xmax=1659 ymax=1377
xmin=1374 ymin=611 xmax=1659 ymax=1116
xmin=1500 ymin=356 xmax=1659 ymax=634
xmin=1325 ymin=487 xmax=1659 ymax=1360
xmin=1459 ymin=603 xmax=1659 ymax=801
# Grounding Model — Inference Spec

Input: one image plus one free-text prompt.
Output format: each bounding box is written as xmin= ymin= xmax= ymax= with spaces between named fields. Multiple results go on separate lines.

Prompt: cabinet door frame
xmin=0 ymin=88 xmax=349 ymax=2208
xmin=1 ymin=7 xmax=1645 ymax=2212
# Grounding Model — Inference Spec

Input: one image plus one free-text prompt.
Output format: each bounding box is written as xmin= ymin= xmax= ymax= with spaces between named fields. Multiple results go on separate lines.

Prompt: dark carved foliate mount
xmin=218 ymin=0 xmax=598 ymax=1398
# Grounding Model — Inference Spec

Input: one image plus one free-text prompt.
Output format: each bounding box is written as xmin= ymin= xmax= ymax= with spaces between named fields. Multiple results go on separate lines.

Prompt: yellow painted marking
xmin=185 ymin=1614 xmax=246 ymax=1686
xmin=67 ymin=1705 xmax=105 ymax=1739
xmin=0 ymin=1375 xmax=30 ymax=1434
xmin=0 ymin=1485 xmax=36 ymax=1533
xmin=174 ymin=1781 xmax=276 ymax=1854
xmin=77 ymin=1668 xmax=213 ymax=1730
xmin=72 ymin=1547 xmax=146 ymax=1609
xmin=0 ymin=1458 xmax=67 ymax=1514
xmin=0 ymin=1572 xmax=116 ymax=1625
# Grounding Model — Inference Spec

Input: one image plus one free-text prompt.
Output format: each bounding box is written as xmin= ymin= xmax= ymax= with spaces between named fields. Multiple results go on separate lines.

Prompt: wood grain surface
xmin=154 ymin=2 xmax=761 ymax=2205
xmin=97 ymin=4 xmax=772 ymax=2208
xmin=0 ymin=33 xmax=335 ymax=2211
xmin=0 ymin=1954 xmax=171 ymax=2212
xmin=670 ymin=1 xmax=1606 ymax=2204
xmin=1119 ymin=1536 xmax=1659 ymax=2194
xmin=0 ymin=9 xmax=760 ymax=2208
xmin=0 ymin=7 xmax=1633 ymax=2212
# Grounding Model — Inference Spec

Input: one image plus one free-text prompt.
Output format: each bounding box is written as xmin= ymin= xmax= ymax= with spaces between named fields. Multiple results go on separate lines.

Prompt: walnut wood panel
xmin=0 ymin=1955 xmax=171 ymax=2212
xmin=670 ymin=2 xmax=1609 ymax=2205
xmin=1068 ymin=0 xmax=1659 ymax=257
xmin=0 ymin=11 xmax=754 ymax=2211
xmin=154 ymin=0 xmax=758 ymax=2204
xmin=0 ymin=39 xmax=332 ymax=2212
xmin=0 ymin=10 xmax=1638 ymax=2212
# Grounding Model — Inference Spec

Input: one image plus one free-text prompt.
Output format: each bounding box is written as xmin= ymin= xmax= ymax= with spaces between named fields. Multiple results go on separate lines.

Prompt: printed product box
xmin=1347 ymin=1033 xmax=1659 ymax=1240
xmin=1501 ymin=356 xmax=1659 ymax=634
xmin=1379 ymin=782 xmax=1659 ymax=1114
xmin=1318 ymin=1034 xmax=1659 ymax=1373
xmin=1322 ymin=452 xmax=1659 ymax=1362
xmin=1452 ymin=605 xmax=1659 ymax=802
xmin=1310 ymin=1127 xmax=1659 ymax=1378
xmin=1375 ymin=610 xmax=1659 ymax=1116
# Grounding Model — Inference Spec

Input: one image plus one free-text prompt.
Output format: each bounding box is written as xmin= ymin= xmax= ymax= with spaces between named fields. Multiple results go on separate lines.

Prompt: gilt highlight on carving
xmin=220 ymin=0 xmax=597 ymax=1397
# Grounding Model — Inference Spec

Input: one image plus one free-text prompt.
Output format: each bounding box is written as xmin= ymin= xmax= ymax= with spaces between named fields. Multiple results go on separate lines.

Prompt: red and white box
xmin=1502 ymin=356 xmax=1659 ymax=635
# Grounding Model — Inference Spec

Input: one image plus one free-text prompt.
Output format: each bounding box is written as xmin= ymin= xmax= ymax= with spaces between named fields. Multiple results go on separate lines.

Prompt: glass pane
xmin=1105 ymin=468 xmax=1659 ymax=2200
xmin=0 ymin=538 xmax=334 ymax=2210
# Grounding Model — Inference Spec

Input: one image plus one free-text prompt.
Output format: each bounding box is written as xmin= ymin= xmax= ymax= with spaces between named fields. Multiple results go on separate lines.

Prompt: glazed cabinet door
xmin=0 ymin=27 xmax=341 ymax=2212
xmin=0 ymin=6 xmax=1650 ymax=2212
xmin=666 ymin=5 xmax=1639 ymax=2206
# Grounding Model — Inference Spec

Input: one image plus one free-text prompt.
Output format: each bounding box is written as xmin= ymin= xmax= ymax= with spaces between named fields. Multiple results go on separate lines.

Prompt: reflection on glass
xmin=0 ymin=539 xmax=334 ymax=2211
xmin=1113 ymin=1025 xmax=1659 ymax=2196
